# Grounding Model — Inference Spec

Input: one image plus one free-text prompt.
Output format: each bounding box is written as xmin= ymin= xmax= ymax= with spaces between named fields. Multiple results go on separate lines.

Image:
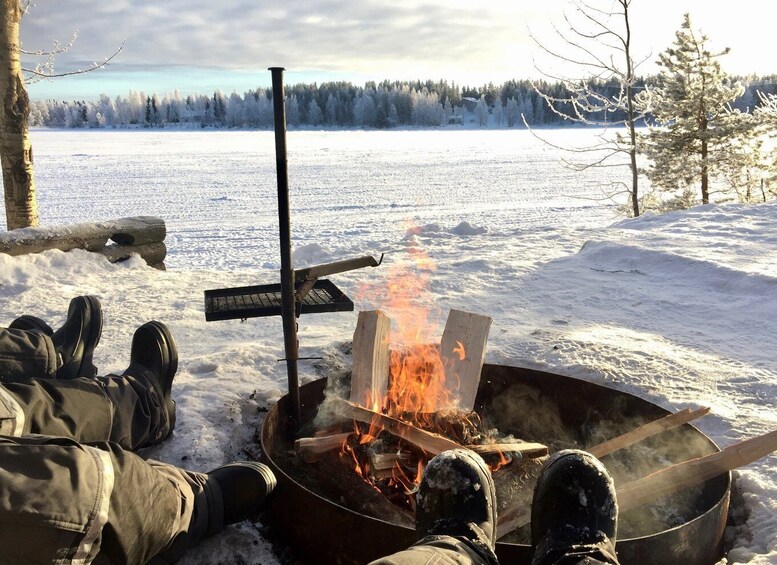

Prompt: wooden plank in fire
xmin=467 ymin=441 xmax=549 ymax=459
xmin=349 ymin=310 xmax=392 ymax=408
xmin=439 ymin=309 xmax=492 ymax=411
xmin=497 ymin=416 xmax=776 ymax=540
xmin=588 ymin=406 xmax=710 ymax=459
xmin=295 ymin=432 xmax=353 ymax=462
xmin=331 ymin=397 xmax=463 ymax=456
xmin=616 ymin=428 xmax=777 ymax=511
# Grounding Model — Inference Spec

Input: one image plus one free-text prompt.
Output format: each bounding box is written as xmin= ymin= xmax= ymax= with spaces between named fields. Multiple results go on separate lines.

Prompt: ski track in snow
xmin=0 ymin=129 xmax=775 ymax=564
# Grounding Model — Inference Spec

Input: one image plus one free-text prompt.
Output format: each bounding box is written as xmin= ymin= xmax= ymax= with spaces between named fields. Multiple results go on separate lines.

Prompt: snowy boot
xmin=531 ymin=449 xmax=619 ymax=565
xmin=51 ymin=296 xmax=103 ymax=379
xmin=122 ymin=321 xmax=178 ymax=444
xmin=415 ymin=448 xmax=499 ymax=565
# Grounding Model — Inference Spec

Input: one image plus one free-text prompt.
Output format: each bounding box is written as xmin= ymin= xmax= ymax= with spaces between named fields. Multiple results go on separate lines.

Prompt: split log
xmin=313 ymin=451 xmax=414 ymax=527
xmin=295 ymin=432 xmax=353 ymax=462
xmin=98 ymin=241 xmax=167 ymax=266
xmin=588 ymin=407 xmax=710 ymax=459
xmin=331 ymin=397 xmax=463 ymax=456
xmin=370 ymin=452 xmax=402 ymax=471
xmin=467 ymin=441 xmax=548 ymax=459
xmin=497 ymin=428 xmax=777 ymax=539
xmin=440 ymin=309 xmax=492 ymax=411
xmin=497 ymin=406 xmax=710 ymax=536
xmin=105 ymin=216 xmax=166 ymax=245
xmin=0 ymin=216 xmax=166 ymax=256
xmin=350 ymin=310 xmax=391 ymax=408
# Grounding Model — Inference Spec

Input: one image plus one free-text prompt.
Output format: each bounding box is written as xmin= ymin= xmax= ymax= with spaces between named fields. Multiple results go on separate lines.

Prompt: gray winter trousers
xmin=0 ymin=435 xmax=221 ymax=564
xmin=0 ymin=327 xmax=216 ymax=563
xmin=0 ymin=328 xmax=170 ymax=450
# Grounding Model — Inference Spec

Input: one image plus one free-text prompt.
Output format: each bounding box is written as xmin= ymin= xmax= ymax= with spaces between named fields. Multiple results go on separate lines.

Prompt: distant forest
xmin=29 ymin=76 xmax=777 ymax=130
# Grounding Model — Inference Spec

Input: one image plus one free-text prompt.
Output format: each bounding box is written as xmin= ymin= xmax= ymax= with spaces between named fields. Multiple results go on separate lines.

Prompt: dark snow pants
xmin=0 ymin=327 xmax=171 ymax=450
xmin=0 ymin=327 xmax=214 ymax=563
xmin=0 ymin=435 xmax=221 ymax=564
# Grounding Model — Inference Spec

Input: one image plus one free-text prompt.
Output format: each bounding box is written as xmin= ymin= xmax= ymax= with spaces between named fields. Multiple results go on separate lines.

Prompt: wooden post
xmin=350 ymin=310 xmax=391 ymax=408
xmin=439 ymin=309 xmax=492 ymax=410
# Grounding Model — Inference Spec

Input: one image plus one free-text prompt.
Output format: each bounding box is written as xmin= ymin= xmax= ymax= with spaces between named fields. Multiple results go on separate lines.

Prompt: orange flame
xmin=453 ymin=340 xmax=466 ymax=361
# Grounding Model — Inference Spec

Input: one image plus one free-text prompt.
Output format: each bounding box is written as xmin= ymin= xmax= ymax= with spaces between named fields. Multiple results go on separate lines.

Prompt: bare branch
xmin=23 ymin=41 xmax=124 ymax=84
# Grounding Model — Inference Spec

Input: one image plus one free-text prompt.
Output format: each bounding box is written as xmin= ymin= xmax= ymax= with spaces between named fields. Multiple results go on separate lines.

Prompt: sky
xmin=22 ymin=0 xmax=777 ymax=101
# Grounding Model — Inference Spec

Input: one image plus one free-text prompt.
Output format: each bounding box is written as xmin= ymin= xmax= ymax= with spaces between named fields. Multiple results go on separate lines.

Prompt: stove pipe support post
xmin=270 ymin=67 xmax=301 ymax=431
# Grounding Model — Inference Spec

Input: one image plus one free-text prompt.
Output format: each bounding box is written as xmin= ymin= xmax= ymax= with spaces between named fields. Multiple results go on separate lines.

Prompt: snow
xmin=2 ymin=129 xmax=776 ymax=563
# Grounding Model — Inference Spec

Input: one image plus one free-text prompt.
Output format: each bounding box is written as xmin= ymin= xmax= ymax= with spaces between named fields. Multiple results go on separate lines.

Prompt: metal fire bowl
xmin=261 ymin=364 xmax=730 ymax=565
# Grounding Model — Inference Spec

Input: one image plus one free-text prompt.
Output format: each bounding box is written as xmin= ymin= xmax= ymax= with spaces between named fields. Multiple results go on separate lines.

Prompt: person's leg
xmin=370 ymin=449 xmax=499 ymax=565
xmin=0 ymin=295 xmax=103 ymax=382
xmin=530 ymin=450 xmax=619 ymax=565
xmin=0 ymin=321 xmax=177 ymax=450
xmin=0 ymin=435 xmax=276 ymax=564
xmin=0 ymin=327 xmax=58 ymax=381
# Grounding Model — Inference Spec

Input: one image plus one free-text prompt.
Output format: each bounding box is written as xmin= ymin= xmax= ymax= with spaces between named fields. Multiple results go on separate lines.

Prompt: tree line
xmin=28 ymin=75 xmax=777 ymax=130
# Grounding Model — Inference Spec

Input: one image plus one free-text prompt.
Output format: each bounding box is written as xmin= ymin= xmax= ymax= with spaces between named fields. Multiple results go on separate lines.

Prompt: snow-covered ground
xmin=1 ymin=129 xmax=776 ymax=563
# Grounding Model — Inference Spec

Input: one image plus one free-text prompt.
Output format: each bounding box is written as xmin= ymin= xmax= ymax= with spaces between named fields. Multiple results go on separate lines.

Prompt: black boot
xmin=207 ymin=461 xmax=277 ymax=526
xmin=531 ymin=450 xmax=619 ymax=565
xmin=9 ymin=315 xmax=54 ymax=335
xmin=51 ymin=296 xmax=103 ymax=379
xmin=124 ymin=321 xmax=178 ymax=442
xmin=415 ymin=449 xmax=499 ymax=564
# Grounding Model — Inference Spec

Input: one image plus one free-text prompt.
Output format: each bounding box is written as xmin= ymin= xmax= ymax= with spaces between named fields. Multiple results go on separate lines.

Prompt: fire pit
xmin=261 ymin=364 xmax=730 ymax=565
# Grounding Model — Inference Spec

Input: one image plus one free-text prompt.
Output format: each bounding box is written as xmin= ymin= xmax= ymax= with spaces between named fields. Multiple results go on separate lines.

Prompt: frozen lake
xmin=26 ymin=128 xmax=628 ymax=270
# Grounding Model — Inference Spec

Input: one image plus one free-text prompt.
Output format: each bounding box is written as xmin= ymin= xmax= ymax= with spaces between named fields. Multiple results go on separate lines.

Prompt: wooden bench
xmin=0 ymin=216 xmax=167 ymax=269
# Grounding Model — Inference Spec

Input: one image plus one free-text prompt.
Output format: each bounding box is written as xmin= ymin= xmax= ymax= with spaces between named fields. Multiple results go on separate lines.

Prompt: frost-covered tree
xmin=286 ymin=94 xmax=300 ymax=126
xmin=475 ymin=95 xmax=489 ymax=126
xmin=353 ymin=92 xmax=376 ymax=127
xmin=751 ymin=92 xmax=777 ymax=200
xmin=307 ymin=98 xmax=323 ymax=126
xmin=637 ymin=14 xmax=753 ymax=205
xmin=530 ymin=0 xmax=645 ymax=216
xmin=1 ymin=1 xmax=122 ymax=228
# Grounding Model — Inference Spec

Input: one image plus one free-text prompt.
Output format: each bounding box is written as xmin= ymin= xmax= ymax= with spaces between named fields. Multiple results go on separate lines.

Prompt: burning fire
xmin=342 ymin=231 xmax=507 ymax=505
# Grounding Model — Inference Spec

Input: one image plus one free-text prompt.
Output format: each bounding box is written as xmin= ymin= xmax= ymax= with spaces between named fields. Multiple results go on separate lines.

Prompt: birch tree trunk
xmin=0 ymin=1 xmax=38 ymax=230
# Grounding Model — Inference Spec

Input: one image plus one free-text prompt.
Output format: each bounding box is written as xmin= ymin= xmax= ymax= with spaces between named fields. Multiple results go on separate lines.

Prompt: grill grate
xmin=204 ymin=279 xmax=354 ymax=321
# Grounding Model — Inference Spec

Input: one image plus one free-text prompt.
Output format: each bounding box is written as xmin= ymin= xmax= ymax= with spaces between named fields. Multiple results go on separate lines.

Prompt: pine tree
xmin=637 ymin=13 xmax=753 ymax=205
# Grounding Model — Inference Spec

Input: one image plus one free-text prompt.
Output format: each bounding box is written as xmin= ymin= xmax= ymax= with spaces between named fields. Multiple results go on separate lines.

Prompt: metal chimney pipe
xmin=269 ymin=66 xmax=301 ymax=431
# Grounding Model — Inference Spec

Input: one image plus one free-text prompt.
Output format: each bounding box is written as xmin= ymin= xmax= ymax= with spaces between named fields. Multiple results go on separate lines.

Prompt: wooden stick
xmin=617 ymin=428 xmax=777 ymax=511
xmin=440 ymin=309 xmax=492 ymax=411
xmin=295 ymin=432 xmax=353 ymax=462
xmin=498 ymin=428 xmax=777 ymax=539
xmin=467 ymin=441 xmax=548 ymax=459
xmin=331 ymin=398 xmax=463 ymax=456
xmin=370 ymin=452 xmax=401 ymax=471
xmin=350 ymin=310 xmax=391 ymax=408
xmin=588 ymin=407 xmax=710 ymax=458
xmin=497 ymin=406 xmax=709 ymax=537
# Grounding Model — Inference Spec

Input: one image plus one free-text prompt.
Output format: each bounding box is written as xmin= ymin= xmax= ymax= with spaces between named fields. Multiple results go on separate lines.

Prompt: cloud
xmin=20 ymin=0 xmax=777 ymax=96
xmin=21 ymin=0 xmax=533 ymax=82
